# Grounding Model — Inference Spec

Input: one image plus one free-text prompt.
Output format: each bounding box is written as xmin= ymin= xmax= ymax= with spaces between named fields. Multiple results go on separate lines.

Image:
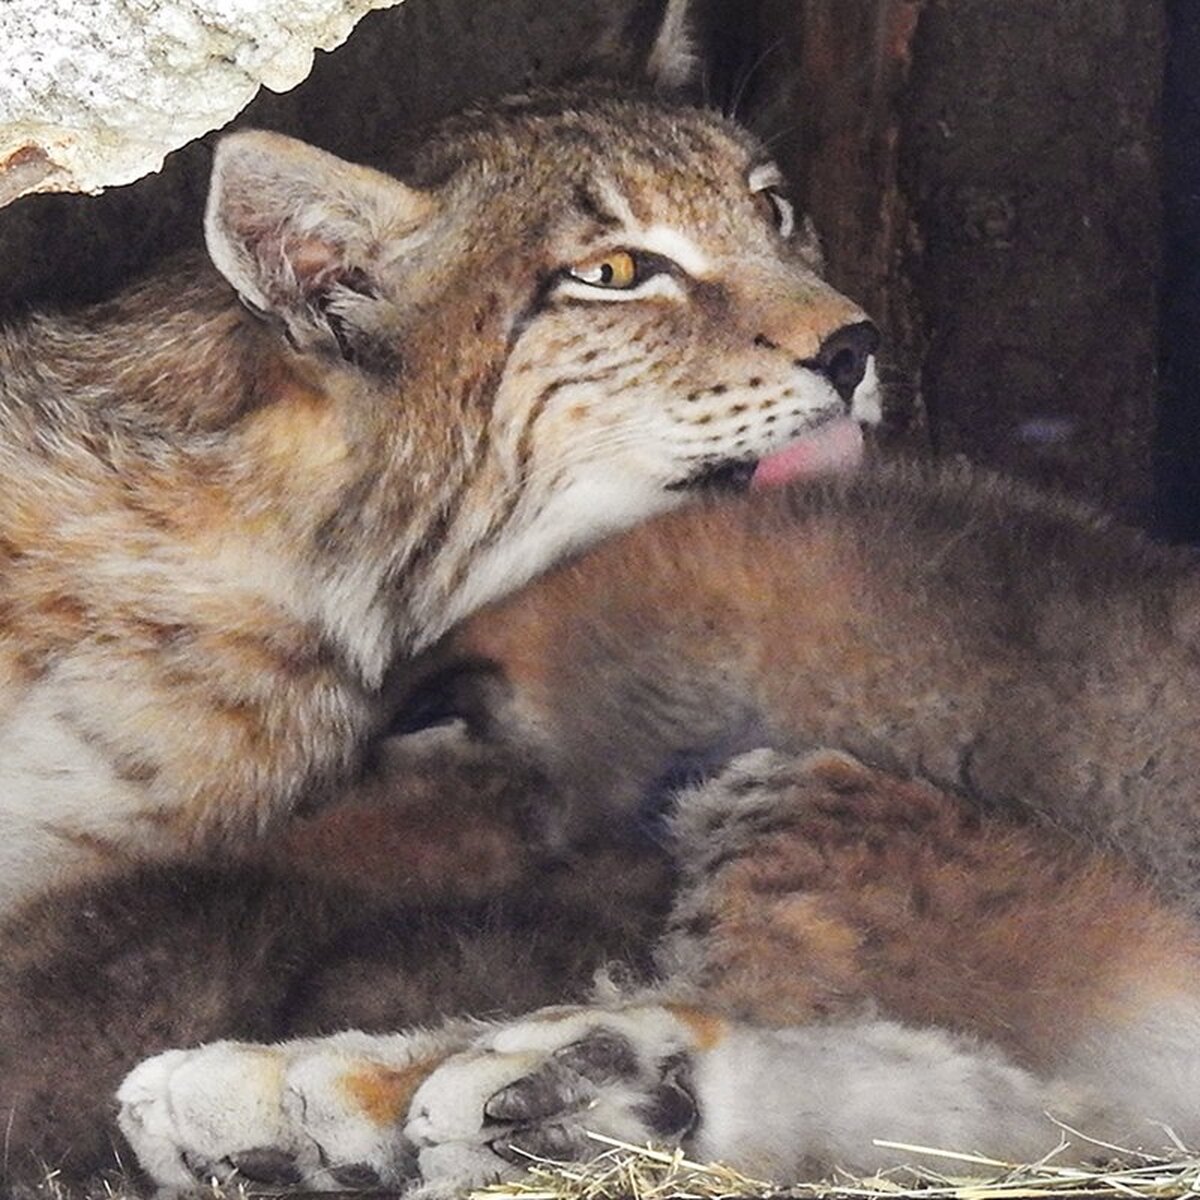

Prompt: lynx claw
xmin=484 ymin=1029 xmax=640 ymax=1122
xmin=223 ymin=1147 xmax=305 ymax=1186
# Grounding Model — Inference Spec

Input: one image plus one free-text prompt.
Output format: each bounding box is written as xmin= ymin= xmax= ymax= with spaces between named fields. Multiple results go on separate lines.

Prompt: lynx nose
xmin=812 ymin=321 xmax=880 ymax=407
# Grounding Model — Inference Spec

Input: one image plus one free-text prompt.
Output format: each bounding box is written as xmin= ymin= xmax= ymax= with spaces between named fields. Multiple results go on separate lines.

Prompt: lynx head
xmin=203 ymin=0 xmax=880 ymax=653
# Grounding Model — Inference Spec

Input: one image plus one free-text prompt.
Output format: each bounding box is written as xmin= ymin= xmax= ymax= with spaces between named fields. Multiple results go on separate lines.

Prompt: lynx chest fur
xmin=0 ymin=88 xmax=879 ymax=911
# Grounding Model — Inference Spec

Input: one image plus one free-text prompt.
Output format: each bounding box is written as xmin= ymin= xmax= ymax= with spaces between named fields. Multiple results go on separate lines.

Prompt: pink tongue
xmin=750 ymin=418 xmax=864 ymax=490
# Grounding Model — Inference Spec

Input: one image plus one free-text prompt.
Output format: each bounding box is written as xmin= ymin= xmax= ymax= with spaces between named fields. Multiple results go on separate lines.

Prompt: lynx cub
xmin=0 ymin=82 xmax=877 ymax=911
xmin=119 ymin=749 xmax=1200 ymax=1191
xmin=403 ymin=464 xmax=1200 ymax=910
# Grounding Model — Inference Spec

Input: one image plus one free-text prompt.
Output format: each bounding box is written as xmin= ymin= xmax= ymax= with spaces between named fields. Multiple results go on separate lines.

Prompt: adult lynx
xmin=0 ymin=53 xmax=877 ymax=913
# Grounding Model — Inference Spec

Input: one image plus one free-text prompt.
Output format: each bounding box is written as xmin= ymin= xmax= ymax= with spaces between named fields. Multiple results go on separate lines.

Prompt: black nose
xmin=811 ymin=321 xmax=880 ymax=406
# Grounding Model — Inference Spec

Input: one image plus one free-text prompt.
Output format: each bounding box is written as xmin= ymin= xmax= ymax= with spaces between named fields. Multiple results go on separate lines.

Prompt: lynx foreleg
xmin=403 ymin=997 xmax=1074 ymax=1187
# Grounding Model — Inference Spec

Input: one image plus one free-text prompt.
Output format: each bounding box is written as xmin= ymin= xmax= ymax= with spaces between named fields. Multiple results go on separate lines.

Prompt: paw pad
xmin=228 ymin=1147 xmax=303 ymax=1186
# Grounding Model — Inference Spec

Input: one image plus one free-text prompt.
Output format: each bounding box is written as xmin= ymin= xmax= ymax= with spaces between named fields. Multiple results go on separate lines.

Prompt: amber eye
xmin=567 ymin=250 xmax=639 ymax=289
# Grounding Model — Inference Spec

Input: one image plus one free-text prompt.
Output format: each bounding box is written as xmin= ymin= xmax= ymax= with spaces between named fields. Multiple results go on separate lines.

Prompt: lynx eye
xmin=567 ymin=250 xmax=640 ymax=289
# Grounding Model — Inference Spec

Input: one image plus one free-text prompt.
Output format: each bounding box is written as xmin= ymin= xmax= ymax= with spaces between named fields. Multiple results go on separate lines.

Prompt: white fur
xmin=638 ymin=224 xmax=713 ymax=278
xmin=1057 ymin=997 xmax=1200 ymax=1150
xmin=748 ymin=164 xmax=795 ymax=238
xmin=572 ymin=183 xmax=711 ymax=281
xmin=748 ymin=164 xmax=784 ymax=194
xmin=114 ymin=994 xmax=1146 ymax=1193
xmin=408 ymin=1003 xmax=697 ymax=1186
xmin=850 ymin=356 xmax=884 ymax=425
xmin=118 ymin=1027 xmax=471 ymax=1191
xmin=0 ymin=682 xmax=148 ymax=910
xmin=427 ymin=470 xmax=671 ymax=640
xmin=554 ymin=272 xmax=686 ymax=303
xmin=689 ymin=1020 xmax=1069 ymax=1178
xmin=116 ymin=956 xmax=1200 ymax=1190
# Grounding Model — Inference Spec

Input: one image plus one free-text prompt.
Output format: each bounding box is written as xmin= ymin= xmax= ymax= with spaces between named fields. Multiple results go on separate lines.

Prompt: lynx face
xmin=252 ymin=89 xmax=880 ymax=636
xmin=427 ymin=100 xmax=877 ymax=625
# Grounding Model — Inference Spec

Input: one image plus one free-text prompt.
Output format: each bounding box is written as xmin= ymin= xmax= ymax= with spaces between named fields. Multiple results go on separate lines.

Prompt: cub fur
xmin=11 ymin=747 xmax=1198 ymax=1189
xmin=402 ymin=462 xmax=1200 ymax=911
xmin=0 ymin=86 xmax=877 ymax=913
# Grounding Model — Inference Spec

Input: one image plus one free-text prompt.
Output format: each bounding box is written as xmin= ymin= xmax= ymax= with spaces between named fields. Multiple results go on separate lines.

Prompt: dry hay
xmin=19 ymin=1130 xmax=1200 ymax=1200
xmin=472 ymin=1131 xmax=1200 ymax=1200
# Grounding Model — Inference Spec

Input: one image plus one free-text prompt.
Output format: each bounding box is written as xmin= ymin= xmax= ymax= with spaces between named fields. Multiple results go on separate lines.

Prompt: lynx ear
xmin=594 ymin=0 xmax=699 ymax=92
xmin=205 ymin=131 xmax=434 ymax=366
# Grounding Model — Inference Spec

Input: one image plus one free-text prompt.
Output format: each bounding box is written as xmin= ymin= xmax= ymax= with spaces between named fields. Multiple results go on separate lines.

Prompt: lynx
xmin=108 ymin=749 xmax=1200 ymax=1191
xmin=399 ymin=462 xmax=1200 ymax=911
xmin=0 ymin=34 xmax=879 ymax=913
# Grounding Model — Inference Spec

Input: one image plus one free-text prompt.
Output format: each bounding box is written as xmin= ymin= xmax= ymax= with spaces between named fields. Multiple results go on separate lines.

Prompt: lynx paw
xmin=118 ymin=1029 xmax=460 ymax=1191
xmin=406 ymin=1005 xmax=700 ymax=1187
xmin=669 ymin=746 xmax=876 ymax=874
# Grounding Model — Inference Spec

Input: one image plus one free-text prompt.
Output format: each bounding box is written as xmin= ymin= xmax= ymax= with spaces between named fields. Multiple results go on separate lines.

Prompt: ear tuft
xmin=645 ymin=0 xmax=699 ymax=90
xmin=205 ymin=131 xmax=432 ymax=364
xmin=591 ymin=0 xmax=699 ymax=93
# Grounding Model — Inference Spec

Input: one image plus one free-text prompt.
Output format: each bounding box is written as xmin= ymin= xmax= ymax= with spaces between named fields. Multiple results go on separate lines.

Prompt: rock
xmin=1 ymin=0 xmax=405 ymax=206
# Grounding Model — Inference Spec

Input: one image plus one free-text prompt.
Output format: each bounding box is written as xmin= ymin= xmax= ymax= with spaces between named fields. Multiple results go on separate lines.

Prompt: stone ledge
xmin=1 ymin=0 xmax=405 ymax=207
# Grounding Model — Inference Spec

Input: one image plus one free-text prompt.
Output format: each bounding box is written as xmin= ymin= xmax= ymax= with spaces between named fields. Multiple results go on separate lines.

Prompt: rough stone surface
xmin=1 ymin=0 xmax=404 ymax=205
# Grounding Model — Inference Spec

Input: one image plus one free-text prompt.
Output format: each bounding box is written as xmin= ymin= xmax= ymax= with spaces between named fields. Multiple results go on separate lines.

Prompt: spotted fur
xmin=0 ymin=84 xmax=878 ymax=913
xmin=115 ymin=750 xmax=1200 ymax=1191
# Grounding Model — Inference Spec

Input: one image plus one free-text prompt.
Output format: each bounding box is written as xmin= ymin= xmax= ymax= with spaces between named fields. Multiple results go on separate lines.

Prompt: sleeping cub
xmin=400 ymin=462 xmax=1200 ymax=913
xmin=118 ymin=748 xmax=1200 ymax=1190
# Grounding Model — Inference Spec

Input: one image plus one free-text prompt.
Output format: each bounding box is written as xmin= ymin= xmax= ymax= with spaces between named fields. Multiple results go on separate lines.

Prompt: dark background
xmin=1157 ymin=0 xmax=1200 ymax=540
xmin=2 ymin=0 xmax=1193 ymax=535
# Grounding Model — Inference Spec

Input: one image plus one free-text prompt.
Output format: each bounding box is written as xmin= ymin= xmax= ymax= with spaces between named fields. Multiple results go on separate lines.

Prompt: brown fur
xmin=0 ymin=82 xmax=876 ymax=913
xmin=400 ymin=461 xmax=1200 ymax=911
xmin=266 ymin=731 xmax=555 ymax=903
xmin=669 ymin=751 xmax=1200 ymax=1071
xmin=0 ymin=755 xmax=672 ymax=1183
